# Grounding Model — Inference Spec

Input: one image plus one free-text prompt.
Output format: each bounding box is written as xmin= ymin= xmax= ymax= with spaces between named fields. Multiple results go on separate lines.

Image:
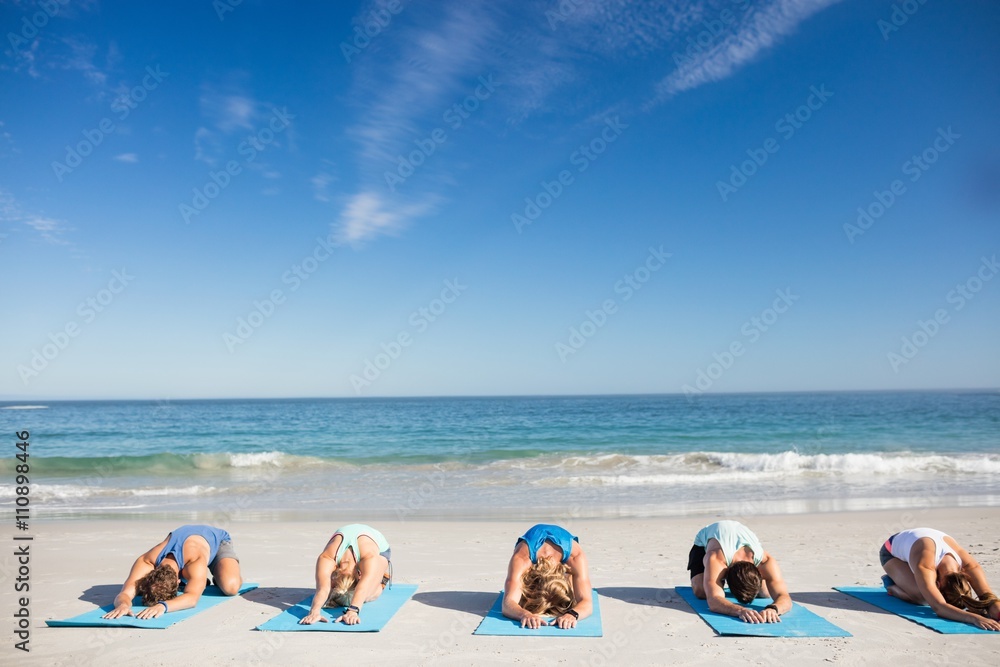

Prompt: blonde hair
xmin=325 ymin=570 xmax=357 ymax=608
xmin=520 ymin=557 xmax=574 ymax=616
xmin=941 ymin=572 xmax=999 ymax=615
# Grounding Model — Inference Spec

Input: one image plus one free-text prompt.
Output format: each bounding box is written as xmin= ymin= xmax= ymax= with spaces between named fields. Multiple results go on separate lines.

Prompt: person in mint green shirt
xmin=686 ymin=520 xmax=791 ymax=624
xmin=300 ymin=524 xmax=392 ymax=625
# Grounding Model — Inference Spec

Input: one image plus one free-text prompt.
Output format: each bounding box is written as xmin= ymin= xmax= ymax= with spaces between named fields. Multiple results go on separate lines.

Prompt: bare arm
xmin=300 ymin=538 xmax=340 ymax=624
xmin=502 ymin=543 xmax=544 ymax=627
xmin=759 ymin=553 xmax=791 ymax=621
xmin=348 ymin=555 xmax=386 ymax=611
xmin=103 ymin=540 xmax=164 ymax=619
xmin=554 ymin=545 xmax=592 ymax=629
xmin=704 ymin=550 xmax=746 ymax=618
xmin=911 ymin=549 xmax=1000 ymax=630
xmin=950 ymin=540 xmax=1000 ymax=625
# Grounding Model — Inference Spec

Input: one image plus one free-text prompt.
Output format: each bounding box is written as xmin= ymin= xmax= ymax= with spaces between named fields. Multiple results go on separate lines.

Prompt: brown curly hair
xmin=135 ymin=564 xmax=179 ymax=606
xmin=726 ymin=561 xmax=762 ymax=604
xmin=520 ymin=557 xmax=574 ymax=616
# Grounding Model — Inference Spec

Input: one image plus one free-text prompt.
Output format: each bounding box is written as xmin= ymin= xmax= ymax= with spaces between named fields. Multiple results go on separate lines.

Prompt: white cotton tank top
xmin=890 ymin=528 xmax=962 ymax=567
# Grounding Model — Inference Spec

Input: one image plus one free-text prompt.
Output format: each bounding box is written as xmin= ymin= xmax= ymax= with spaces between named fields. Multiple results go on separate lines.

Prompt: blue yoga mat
xmin=676 ymin=586 xmax=850 ymax=637
xmin=473 ymin=590 xmax=602 ymax=637
xmin=836 ymin=586 xmax=999 ymax=635
xmin=256 ymin=584 xmax=417 ymax=632
xmin=46 ymin=583 xmax=259 ymax=629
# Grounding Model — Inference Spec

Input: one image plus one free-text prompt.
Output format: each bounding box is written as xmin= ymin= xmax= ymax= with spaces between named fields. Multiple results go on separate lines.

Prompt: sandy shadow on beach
xmin=791 ymin=590 xmax=893 ymax=615
xmin=597 ymin=586 xmax=690 ymax=612
xmin=240 ymin=587 xmax=315 ymax=612
xmin=80 ymin=584 xmax=121 ymax=606
xmin=412 ymin=591 xmax=496 ymax=616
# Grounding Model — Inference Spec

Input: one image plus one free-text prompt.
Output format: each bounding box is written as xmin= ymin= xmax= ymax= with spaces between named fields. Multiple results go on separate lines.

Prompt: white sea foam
xmin=492 ymin=450 xmax=1000 ymax=484
xmin=1 ymin=405 xmax=48 ymax=410
xmin=0 ymin=484 xmax=218 ymax=500
xmin=228 ymin=451 xmax=286 ymax=467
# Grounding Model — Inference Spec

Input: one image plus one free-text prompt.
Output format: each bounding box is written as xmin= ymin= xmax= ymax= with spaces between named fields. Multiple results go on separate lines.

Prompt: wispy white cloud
xmin=194 ymin=81 xmax=263 ymax=164
xmin=333 ymin=0 xmax=840 ymax=245
xmin=52 ymin=37 xmax=121 ymax=91
xmin=201 ymin=90 xmax=258 ymax=133
xmin=114 ymin=153 xmax=138 ymax=163
xmin=333 ymin=2 xmax=496 ymax=244
xmin=336 ymin=191 xmax=437 ymax=246
xmin=652 ymin=0 xmax=843 ymax=101
xmin=0 ymin=189 xmax=74 ymax=246
xmin=22 ymin=215 xmax=72 ymax=245
xmin=311 ymin=172 xmax=335 ymax=202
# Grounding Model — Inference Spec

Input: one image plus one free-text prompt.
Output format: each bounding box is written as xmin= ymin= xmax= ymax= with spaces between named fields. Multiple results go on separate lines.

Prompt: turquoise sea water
xmin=2 ymin=392 xmax=998 ymax=519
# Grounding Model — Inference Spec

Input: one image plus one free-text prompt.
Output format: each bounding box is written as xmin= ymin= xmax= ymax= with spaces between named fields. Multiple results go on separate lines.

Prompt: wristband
xmin=347 ymin=605 xmax=360 ymax=614
xmin=764 ymin=604 xmax=779 ymax=614
xmin=158 ymin=601 xmax=168 ymax=613
xmin=566 ymin=609 xmax=579 ymax=619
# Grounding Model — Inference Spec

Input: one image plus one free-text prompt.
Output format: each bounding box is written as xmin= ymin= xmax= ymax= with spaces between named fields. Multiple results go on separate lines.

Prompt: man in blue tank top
xmin=103 ymin=524 xmax=242 ymax=619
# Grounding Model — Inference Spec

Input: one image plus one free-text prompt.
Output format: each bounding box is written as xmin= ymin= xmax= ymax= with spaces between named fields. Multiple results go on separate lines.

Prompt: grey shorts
xmin=211 ymin=540 xmax=239 ymax=571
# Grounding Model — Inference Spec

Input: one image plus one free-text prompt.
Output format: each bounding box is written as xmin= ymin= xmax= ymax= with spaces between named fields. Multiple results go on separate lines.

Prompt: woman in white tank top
xmin=880 ymin=527 xmax=1000 ymax=630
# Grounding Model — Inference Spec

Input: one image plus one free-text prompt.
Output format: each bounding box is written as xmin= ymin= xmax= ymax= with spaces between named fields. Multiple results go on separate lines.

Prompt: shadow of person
xmin=241 ymin=586 xmax=316 ymax=612
xmin=597 ymin=586 xmax=689 ymax=611
xmin=79 ymin=584 xmax=122 ymax=606
xmin=412 ymin=591 xmax=497 ymax=615
xmin=792 ymin=590 xmax=894 ymax=615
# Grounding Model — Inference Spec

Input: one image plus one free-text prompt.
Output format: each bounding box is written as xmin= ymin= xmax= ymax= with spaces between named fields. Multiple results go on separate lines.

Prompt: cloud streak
xmin=653 ymin=0 xmax=843 ymax=100
xmin=332 ymin=0 xmax=842 ymax=246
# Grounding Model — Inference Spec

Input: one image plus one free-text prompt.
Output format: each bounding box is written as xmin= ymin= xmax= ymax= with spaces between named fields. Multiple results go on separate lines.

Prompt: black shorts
xmin=687 ymin=544 xmax=707 ymax=578
xmin=879 ymin=534 xmax=897 ymax=567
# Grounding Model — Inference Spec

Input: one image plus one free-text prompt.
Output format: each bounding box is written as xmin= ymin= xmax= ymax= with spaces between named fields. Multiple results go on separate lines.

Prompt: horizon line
xmin=2 ymin=387 xmax=998 ymax=403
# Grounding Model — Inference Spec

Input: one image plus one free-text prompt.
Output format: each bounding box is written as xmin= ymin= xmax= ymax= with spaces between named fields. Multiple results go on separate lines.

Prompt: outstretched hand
xmin=970 ymin=615 xmax=1000 ymax=632
xmin=334 ymin=609 xmax=361 ymax=625
xmin=299 ymin=611 xmax=330 ymax=625
xmin=554 ymin=613 xmax=578 ymax=629
xmin=135 ymin=604 xmax=165 ymax=620
xmin=738 ymin=607 xmax=780 ymax=624
xmin=102 ymin=603 xmax=133 ymax=620
xmin=520 ymin=613 xmax=550 ymax=629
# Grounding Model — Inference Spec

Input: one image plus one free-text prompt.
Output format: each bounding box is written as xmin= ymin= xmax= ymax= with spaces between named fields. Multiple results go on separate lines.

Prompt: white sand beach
xmin=7 ymin=507 xmax=1000 ymax=665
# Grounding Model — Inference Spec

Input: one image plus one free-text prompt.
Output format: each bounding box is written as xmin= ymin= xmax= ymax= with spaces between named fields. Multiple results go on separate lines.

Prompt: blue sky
xmin=1 ymin=0 xmax=998 ymax=399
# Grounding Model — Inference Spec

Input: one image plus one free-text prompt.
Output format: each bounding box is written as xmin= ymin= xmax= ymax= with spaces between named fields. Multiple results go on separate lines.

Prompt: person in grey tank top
xmin=103 ymin=524 xmax=242 ymax=620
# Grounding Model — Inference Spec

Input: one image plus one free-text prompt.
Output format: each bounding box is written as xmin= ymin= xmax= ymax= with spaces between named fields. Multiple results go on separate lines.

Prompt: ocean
xmin=2 ymin=391 xmax=998 ymax=520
